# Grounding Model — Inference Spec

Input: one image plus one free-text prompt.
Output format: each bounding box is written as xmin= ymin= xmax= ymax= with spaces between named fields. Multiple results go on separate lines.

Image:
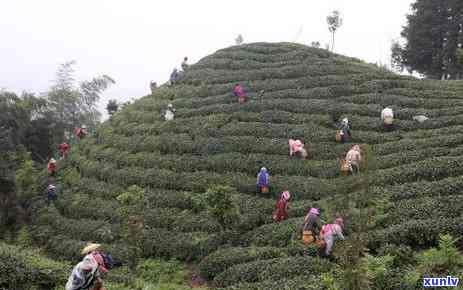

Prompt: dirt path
xmin=186 ymin=264 xmax=209 ymax=288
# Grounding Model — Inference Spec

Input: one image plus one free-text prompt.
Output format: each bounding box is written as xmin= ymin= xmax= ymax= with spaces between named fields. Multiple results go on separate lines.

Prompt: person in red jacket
xmin=75 ymin=125 xmax=87 ymax=140
xmin=273 ymin=191 xmax=291 ymax=223
xmin=58 ymin=142 xmax=70 ymax=159
xmin=47 ymin=158 xmax=57 ymax=176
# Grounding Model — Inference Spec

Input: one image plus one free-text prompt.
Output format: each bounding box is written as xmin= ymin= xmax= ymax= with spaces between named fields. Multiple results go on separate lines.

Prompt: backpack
xmin=102 ymin=253 xmax=114 ymax=269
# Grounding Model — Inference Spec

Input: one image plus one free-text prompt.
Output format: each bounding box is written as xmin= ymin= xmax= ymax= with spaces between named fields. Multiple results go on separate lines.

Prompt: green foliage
xmin=117 ymin=185 xmax=146 ymax=272
xmin=136 ymin=259 xmax=186 ymax=284
xmin=204 ymin=185 xmax=239 ymax=229
xmin=394 ymin=0 xmax=463 ymax=79
xmin=47 ymin=61 xmax=115 ymax=132
xmin=16 ymin=226 xmax=33 ymax=248
xmin=26 ymin=42 xmax=463 ymax=288
xmin=107 ymin=99 xmax=119 ymax=116
xmin=417 ymin=234 xmax=463 ymax=275
xmin=213 ymin=256 xmax=332 ymax=288
xmin=403 ymin=234 xmax=463 ymax=288
xmin=15 ymin=155 xmax=39 ymax=207
xmin=364 ymin=254 xmax=394 ymax=289
xmin=0 ymin=242 xmax=70 ymax=290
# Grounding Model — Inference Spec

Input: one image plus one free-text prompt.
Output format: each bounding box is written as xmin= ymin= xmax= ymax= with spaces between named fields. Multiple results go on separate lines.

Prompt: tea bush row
xmin=198 ymin=245 xmax=315 ymax=280
xmin=213 ymin=256 xmax=331 ymax=288
xmin=0 ymin=242 xmax=70 ymax=290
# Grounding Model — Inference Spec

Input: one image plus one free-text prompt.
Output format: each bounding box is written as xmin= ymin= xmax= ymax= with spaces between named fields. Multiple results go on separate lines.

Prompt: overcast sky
xmin=0 ymin=0 xmax=413 ymax=119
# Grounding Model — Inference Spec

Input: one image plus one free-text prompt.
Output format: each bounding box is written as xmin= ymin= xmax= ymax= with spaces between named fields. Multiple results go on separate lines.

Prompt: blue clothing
xmin=47 ymin=188 xmax=57 ymax=202
xmin=257 ymin=168 xmax=269 ymax=186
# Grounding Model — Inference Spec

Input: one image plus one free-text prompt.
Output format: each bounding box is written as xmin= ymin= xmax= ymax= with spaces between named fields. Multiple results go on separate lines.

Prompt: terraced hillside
xmin=30 ymin=42 xmax=463 ymax=289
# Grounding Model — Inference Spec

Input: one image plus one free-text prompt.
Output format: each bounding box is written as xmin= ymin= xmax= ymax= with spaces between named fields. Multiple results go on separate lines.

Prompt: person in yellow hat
xmin=66 ymin=243 xmax=109 ymax=290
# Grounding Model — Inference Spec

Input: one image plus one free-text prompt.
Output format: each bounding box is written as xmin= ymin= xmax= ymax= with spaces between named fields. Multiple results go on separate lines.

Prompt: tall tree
xmin=235 ymin=34 xmax=244 ymax=45
xmin=47 ymin=61 xmax=115 ymax=137
xmin=327 ymin=10 xmax=343 ymax=52
xmin=106 ymin=99 xmax=119 ymax=116
xmin=392 ymin=0 xmax=463 ymax=79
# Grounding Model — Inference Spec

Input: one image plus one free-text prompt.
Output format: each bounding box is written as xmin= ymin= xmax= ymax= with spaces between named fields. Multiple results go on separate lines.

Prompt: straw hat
xmin=81 ymin=243 xmax=101 ymax=255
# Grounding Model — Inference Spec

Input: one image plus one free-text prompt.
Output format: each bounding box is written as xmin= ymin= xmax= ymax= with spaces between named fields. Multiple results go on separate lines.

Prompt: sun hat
xmin=81 ymin=243 xmax=101 ymax=255
xmin=309 ymin=208 xmax=320 ymax=215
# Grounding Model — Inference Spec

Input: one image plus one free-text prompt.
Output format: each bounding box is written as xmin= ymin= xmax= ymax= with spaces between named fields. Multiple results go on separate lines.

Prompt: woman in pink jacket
xmin=320 ymin=217 xmax=345 ymax=256
xmin=345 ymin=144 xmax=361 ymax=174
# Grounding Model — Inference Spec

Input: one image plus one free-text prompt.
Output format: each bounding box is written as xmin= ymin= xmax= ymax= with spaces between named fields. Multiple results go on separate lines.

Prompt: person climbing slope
xmin=345 ymin=144 xmax=362 ymax=174
xmin=170 ymin=68 xmax=180 ymax=86
xmin=381 ymin=107 xmax=394 ymax=131
xmin=47 ymin=184 xmax=57 ymax=205
xmin=273 ymin=191 xmax=291 ymax=223
xmin=337 ymin=118 xmax=351 ymax=143
xmin=75 ymin=125 xmax=87 ymax=140
xmin=58 ymin=142 xmax=70 ymax=159
xmin=302 ymin=207 xmax=322 ymax=246
xmin=181 ymin=56 xmax=189 ymax=71
xmin=233 ymin=83 xmax=247 ymax=103
xmin=288 ymin=139 xmax=308 ymax=159
xmin=47 ymin=158 xmax=57 ymax=176
xmin=66 ymin=243 xmax=110 ymax=290
xmin=150 ymin=81 xmax=157 ymax=94
xmin=320 ymin=217 xmax=345 ymax=257
xmin=164 ymin=103 xmax=175 ymax=121
xmin=256 ymin=167 xmax=270 ymax=195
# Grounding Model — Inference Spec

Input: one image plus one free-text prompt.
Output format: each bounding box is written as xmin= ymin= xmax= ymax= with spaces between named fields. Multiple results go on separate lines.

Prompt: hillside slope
xmin=31 ymin=42 xmax=463 ymax=289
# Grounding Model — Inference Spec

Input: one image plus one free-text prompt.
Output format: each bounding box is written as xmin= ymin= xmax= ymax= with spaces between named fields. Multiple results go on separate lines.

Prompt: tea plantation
xmin=20 ymin=42 xmax=463 ymax=289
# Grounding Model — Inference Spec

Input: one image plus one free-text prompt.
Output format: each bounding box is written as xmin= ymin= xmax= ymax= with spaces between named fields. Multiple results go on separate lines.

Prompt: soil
xmin=186 ymin=264 xmax=208 ymax=288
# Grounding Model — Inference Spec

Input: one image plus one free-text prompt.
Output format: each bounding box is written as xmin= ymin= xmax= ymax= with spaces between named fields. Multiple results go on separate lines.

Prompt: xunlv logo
xmin=423 ymin=276 xmax=459 ymax=287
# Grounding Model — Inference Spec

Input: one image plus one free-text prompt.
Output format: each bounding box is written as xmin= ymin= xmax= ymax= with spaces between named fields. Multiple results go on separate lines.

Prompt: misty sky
xmin=0 ymin=0 xmax=413 ymax=119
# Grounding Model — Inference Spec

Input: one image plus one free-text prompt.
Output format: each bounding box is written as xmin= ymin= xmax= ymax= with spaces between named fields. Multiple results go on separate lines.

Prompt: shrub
xmin=213 ymin=256 xmax=332 ymax=287
xmin=0 ymin=242 xmax=70 ymax=289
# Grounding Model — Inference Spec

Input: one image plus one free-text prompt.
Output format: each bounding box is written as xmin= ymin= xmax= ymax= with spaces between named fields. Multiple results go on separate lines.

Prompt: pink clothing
xmin=289 ymin=139 xmax=304 ymax=155
xmin=346 ymin=147 xmax=361 ymax=166
xmin=309 ymin=208 xmax=320 ymax=215
xmin=233 ymin=85 xmax=245 ymax=97
xmin=321 ymin=223 xmax=344 ymax=238
xmin=282 ymin=191 xmax=291 ymax=201
xmin=91 ymin=252 xmax=108 ymax=274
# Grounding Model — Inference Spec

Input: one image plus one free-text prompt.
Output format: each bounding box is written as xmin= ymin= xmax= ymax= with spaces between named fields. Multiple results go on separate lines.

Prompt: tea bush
xmin=26 ymin=42 xmax=463 ymax=288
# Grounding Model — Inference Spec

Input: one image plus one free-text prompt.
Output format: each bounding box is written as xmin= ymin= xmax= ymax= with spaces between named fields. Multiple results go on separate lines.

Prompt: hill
xmin=28 ymin=42 xmax=463 ymax=289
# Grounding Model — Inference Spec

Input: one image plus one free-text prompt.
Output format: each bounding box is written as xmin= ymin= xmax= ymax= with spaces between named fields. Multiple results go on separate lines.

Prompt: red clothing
xmin=58 ymin=143 xmax=70 ymax=156
xmin=274 ymin=199 xmax=289 ymax=223
xmin=47 ymin=162 xmax=57 ymax=174
xmin=75 ymin=128 xmax=86 ymax=139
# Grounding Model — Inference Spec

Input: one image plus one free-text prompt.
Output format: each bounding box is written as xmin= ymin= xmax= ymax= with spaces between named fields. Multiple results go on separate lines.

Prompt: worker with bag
xmin=302 ymin=208 xmax=322 ymax=246
xmin=345 ymin=144 xmax=362 ymax=174
xmin=273 ymin=191 xmax=291 ymax=223
xmin=66 ymin=243 xmax=111 ymax=290
xmin=319 ymin=217 xmax=345 ymax=257
xmin=288 ymin=139 xmax=308 ymax=159
xmin=336 ymin=118 xmax=351 ymax=143
xmin=233 ymin=83 xmax=247 ymax=104
xmin=381 ymin=107 xmax=394 ymax=131
xmin=256 ymin=167 xmax=270 ymax=195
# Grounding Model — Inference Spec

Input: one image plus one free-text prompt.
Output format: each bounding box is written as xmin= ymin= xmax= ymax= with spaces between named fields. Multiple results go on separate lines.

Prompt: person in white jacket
xmin=381 ymin=107 xmax=394 ymax=131
xmin=164 ymin=104 xmax=175 ymax=121
xmin=65 ymin=243 xmax=109 ymax=290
